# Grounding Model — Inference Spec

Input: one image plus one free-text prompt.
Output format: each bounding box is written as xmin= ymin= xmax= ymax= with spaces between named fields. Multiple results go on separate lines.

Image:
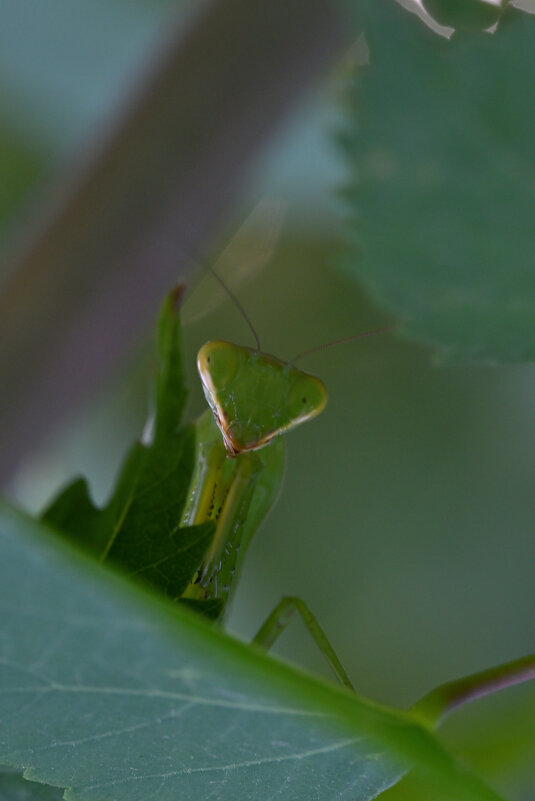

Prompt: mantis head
xmin=197 ymin=340 xmax=327 ymax=456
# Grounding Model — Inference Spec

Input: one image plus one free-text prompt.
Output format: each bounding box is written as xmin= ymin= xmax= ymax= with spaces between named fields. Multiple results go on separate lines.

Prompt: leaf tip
xmin=169 ymin=284 xmax=187 ymax=312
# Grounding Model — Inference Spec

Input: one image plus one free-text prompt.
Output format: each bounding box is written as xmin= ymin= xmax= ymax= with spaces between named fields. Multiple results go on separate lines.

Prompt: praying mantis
xmin=179 ymin=295 xmax=360 ymax=689
xmin=176 ymin=230 xmax=392 ymax=689
xmin=42 ymin=204 xmax=384 ymax=691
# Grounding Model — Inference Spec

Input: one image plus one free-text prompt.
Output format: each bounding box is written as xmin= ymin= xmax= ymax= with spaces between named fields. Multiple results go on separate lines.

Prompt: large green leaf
xmin=343 ymin=3 xmax=535 ymax=362
xmin=0 ymin=502 xmax=508 ymax=801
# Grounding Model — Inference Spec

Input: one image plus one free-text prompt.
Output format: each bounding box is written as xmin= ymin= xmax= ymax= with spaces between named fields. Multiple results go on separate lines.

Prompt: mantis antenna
xmin=182 ymin=243 xmax=262 ymax=352
xmin=204 ymin=260 xmax=262 ymax=353
xmin=182 ymin=199 xmax=287 ymax=349
xmin=289 ymin=325 xmax=395 ymax=366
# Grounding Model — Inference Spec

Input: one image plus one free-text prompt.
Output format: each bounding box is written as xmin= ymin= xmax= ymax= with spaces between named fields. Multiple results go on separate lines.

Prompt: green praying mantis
xmin=176 ymin=254 xmax=391 ymax=690
xmin=180 ymin=328 xmax=349 ymax=672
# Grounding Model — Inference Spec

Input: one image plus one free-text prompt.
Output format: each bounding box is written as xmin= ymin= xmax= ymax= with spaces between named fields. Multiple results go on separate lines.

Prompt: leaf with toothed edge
xmin=41 ymin=289 xmax=215 ymax=608
xmin=342 ymin=2 xmax=535 ymax=363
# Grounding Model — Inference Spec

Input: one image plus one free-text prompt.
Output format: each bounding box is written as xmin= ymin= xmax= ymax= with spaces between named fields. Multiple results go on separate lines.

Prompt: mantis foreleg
xmin=180 ymin=410 xmax=285 ymax=618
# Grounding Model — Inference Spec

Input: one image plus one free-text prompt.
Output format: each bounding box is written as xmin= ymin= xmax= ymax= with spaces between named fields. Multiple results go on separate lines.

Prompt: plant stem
xmin=411 ymin=653 xmax=535 ymax=728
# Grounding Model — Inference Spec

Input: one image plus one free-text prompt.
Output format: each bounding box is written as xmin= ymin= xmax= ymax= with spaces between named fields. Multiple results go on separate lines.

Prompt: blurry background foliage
xmin=1 ymin=0 xmax=535 ymax=798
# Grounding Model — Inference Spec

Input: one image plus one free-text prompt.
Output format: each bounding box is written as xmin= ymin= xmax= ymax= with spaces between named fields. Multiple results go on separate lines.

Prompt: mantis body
xmin=181 ymin=341 xmax=325 ymax=604
xmin=177 ymin=311 xmax=354 ymax=687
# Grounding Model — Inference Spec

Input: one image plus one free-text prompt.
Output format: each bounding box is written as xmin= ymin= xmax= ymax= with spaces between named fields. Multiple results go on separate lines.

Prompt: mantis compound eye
xmin=285 ymin=373 xmax=327 ymax=425
xmin=198 ymin=341 xmax=241 ymax=392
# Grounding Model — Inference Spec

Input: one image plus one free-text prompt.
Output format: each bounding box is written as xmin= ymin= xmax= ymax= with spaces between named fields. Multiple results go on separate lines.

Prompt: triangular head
xmin=197 ymin=341 xmax=327 ymax=456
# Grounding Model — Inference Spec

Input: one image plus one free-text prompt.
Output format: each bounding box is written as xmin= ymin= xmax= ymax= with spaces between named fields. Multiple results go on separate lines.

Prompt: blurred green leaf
xmin=42 ymin=291 xmax=214 ymax=603
xmin=0 ymin=502 xmax=511 ymax=801
xmin=342 ymin=4 xmax=535 ymax=362
xmin=0 ymin=770 xmax=63 ymax=801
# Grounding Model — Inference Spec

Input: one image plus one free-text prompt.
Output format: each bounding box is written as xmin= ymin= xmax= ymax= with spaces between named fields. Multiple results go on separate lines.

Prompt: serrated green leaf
xmin=342 ymin=4 xmax=535 ymax=363
xmin=41 ymin=291 xmax=215 ymax=604
xmin=0 ymin=503 xmax=509 ymax=801
xmin=154 ymin=286 xmax=189 ymax=443
xmin=100 ymin=427 xmax=213 ymax=601
xmin=0 ymin=770 xmax=63 ymax=801
xmin=41 ymin=477 xmax=105 ymax=555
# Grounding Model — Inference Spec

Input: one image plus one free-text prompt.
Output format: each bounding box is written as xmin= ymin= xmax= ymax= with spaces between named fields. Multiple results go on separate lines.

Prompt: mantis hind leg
xmin=252 ymin=596 xmax=354 ymax=691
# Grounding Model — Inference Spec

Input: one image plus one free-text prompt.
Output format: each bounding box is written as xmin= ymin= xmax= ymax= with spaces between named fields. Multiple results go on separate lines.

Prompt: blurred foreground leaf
xmin=343 ymin=4 xmax=535 ymax=363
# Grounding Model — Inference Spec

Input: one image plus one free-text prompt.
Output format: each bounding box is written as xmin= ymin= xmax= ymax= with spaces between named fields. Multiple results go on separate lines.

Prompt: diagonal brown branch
xmin=0 ymin=0 xmax=348 ymax=485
